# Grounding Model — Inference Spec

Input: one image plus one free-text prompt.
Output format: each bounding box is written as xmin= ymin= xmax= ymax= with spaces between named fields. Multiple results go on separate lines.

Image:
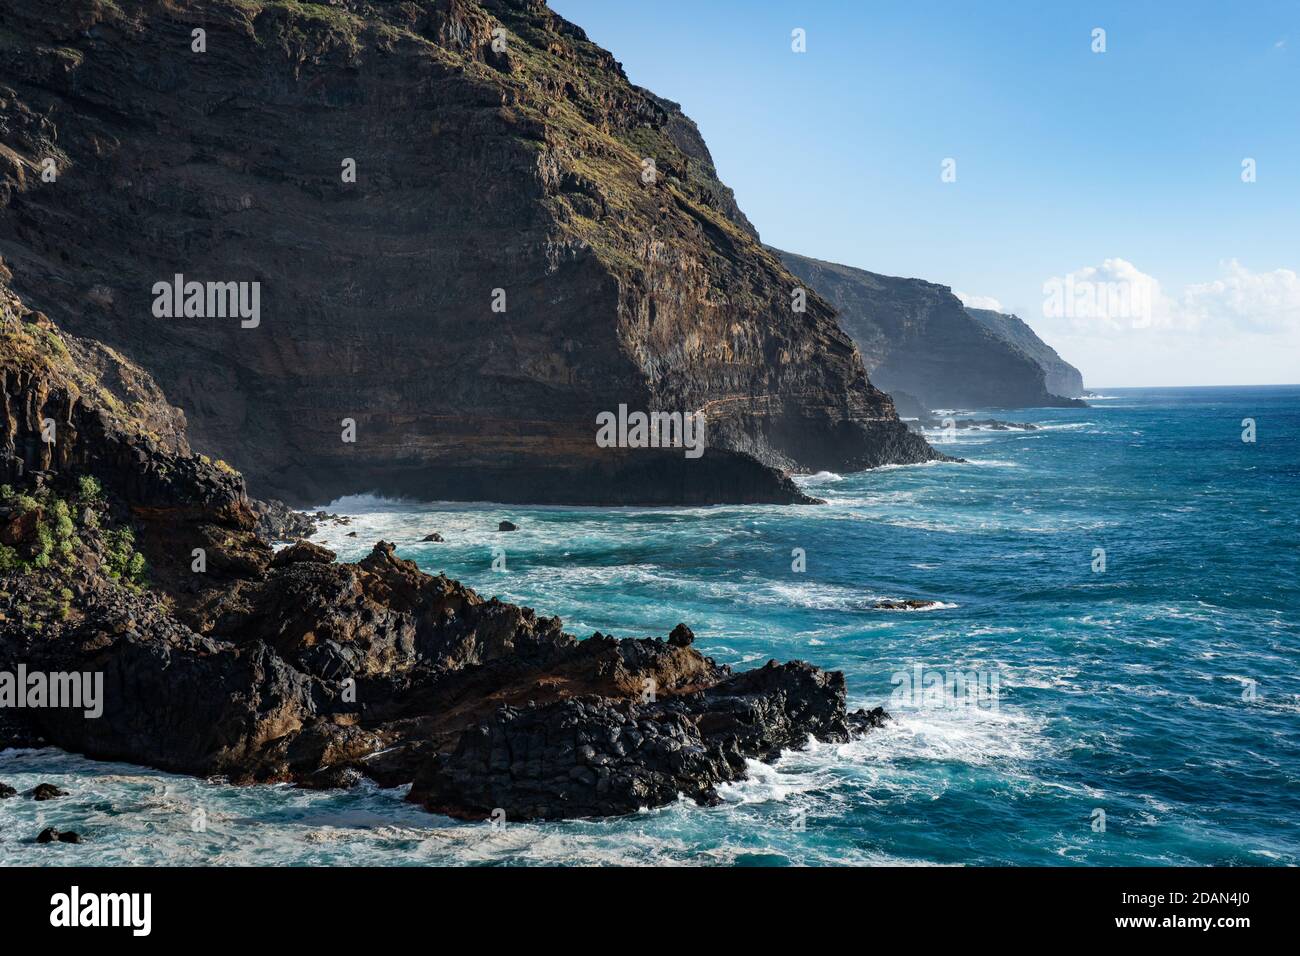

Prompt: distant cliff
xmin=0 ymin=0 xmax=936 ymax=506
xmin=964 ymin=307 xmax=1084 ymax=398
xmin=775 ymin=250 xmax=1084 ymax=411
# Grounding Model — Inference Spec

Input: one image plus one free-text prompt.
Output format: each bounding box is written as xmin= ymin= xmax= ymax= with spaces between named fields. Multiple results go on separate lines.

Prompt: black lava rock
xmin=667 ymin=623 xmax=695 ymax=648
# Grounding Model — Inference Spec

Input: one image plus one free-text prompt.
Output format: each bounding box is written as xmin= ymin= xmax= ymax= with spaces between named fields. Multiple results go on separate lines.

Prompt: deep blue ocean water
xmin=4 ymin=386 xmax=1298 ymax=865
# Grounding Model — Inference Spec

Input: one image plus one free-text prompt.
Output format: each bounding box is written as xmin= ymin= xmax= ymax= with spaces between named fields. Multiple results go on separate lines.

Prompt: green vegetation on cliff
xmin=0 ymin=480 xmax=147 ymax=587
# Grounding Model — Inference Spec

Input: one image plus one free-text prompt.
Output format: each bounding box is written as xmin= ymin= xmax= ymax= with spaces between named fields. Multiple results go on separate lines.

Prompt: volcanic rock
xmin=270 ymin=540 xmax=337 ymax=567
xmin=251 ymin=500 xmax=319 ymax=544
xmin=0 ymin=293 xmax=889 ymax=819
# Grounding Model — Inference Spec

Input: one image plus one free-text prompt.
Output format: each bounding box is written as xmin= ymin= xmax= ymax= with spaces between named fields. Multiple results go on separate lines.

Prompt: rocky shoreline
xmin=1 ymin=279 xmax=887 ymax=822
xmin=1 ymin=516 xmax=887 ymax=819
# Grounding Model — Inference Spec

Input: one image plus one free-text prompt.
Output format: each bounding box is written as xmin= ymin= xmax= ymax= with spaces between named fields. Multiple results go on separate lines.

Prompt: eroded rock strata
xmin=1 ymin=277 xmax=885 ymax=819
xmin=0 ymin=0 xmax=937 ymax=506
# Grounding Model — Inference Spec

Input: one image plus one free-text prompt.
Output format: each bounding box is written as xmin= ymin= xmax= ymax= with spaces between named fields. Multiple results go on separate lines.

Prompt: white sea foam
xmin=867 ymin=459 xmax=950 ymax=472
xmin=838 ymin=704 xmax=1051 ymax=767
xmin=797 ymin=470 xmax=844 ymax=484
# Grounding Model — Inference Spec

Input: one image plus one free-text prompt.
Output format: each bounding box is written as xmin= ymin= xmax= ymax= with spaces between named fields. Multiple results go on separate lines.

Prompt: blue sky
xmin=550 ymin=0 xmax=1299 ymax=386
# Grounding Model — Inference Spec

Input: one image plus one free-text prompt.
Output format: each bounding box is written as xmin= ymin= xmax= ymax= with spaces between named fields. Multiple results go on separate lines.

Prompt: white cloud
xmin=1180 ymin=259 xmax=1300 ymax=333
xmin=1040 ymin=258 xmax=1300 ymax=336
xmin=954 ymin=290 xmax=1002 ymax=311
xmin=1040 ymin=258 xmax=1171 ymax=332
xmin=1033 ymin=259 xmax=1300 ymax=385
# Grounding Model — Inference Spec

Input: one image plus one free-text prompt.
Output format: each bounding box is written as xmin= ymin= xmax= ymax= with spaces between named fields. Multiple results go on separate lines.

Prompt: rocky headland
xmin=775 ymin=249 xmax=1087 ymax=411
xmin=964 ymin=307 xmax=1084 ymax=399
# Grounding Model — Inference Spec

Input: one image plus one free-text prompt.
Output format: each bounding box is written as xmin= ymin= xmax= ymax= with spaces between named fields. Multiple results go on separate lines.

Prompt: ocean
xmin=4 ymin=386 xmax=1298 ymax=866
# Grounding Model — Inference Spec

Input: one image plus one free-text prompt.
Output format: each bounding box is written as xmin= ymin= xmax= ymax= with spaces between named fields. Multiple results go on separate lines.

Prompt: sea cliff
xmin=0 ymin=0 xmax=937 ymax=506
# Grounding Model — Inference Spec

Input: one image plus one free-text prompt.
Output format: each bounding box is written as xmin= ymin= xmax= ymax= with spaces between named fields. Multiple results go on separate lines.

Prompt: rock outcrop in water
xmin=1 ymin=274 xmax=885 ymax=819
xmin=775 ymin=249 xmax=1086 ymax=411
xmin=0 ymin=0 xmax=937 ymax=507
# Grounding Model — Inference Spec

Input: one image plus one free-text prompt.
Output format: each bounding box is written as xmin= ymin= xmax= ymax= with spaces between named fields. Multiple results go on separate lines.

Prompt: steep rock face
xmin=0 ymin=0 xmax=936 ymax=506
xmin=775 ymin=249 xmax=1085 ymax=410
xmin=965 ymin=307 xmax=1084 ymax=398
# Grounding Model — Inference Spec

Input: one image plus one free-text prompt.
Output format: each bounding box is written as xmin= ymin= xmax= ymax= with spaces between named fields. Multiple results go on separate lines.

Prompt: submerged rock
xmin=36 ymin=827 xmax=82 ymax=844
xmin=949 ymin=419 xmax=1039 ymax=431
xmin=421 ymin=532 xmax=445 ymax=542
xmin=498 ymin=521 xmax=518 ymax=532
xmin=0 ymin=782 xmax=16 ymax=798
xmin=847 ymin=707 xmax=890 ymax=734
xmin=295 ymin=766 xmax=364 ymax=791
xmin=31 ymin=783 xmax=67 ymax=801
xmin=870 ymin=599 xmax=946 ymax=611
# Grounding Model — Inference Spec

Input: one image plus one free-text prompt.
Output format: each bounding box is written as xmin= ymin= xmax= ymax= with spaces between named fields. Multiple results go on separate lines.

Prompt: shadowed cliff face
xmin=775 ymin=249 xmax=1086 ymax=411
xmin=0 ymin=0 xmax=937 ymax=506
xmin=964 ymin=307 xmax=1084 ymax=399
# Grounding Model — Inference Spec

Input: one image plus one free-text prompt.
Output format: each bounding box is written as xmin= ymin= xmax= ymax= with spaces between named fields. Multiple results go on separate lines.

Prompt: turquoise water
xmin=4 ymin=386 xmax=1298 ymax=865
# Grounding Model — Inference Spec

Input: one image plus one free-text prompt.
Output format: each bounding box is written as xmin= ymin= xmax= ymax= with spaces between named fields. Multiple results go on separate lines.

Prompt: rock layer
xmin=0 ymin=0 xmax=937 ymax=506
